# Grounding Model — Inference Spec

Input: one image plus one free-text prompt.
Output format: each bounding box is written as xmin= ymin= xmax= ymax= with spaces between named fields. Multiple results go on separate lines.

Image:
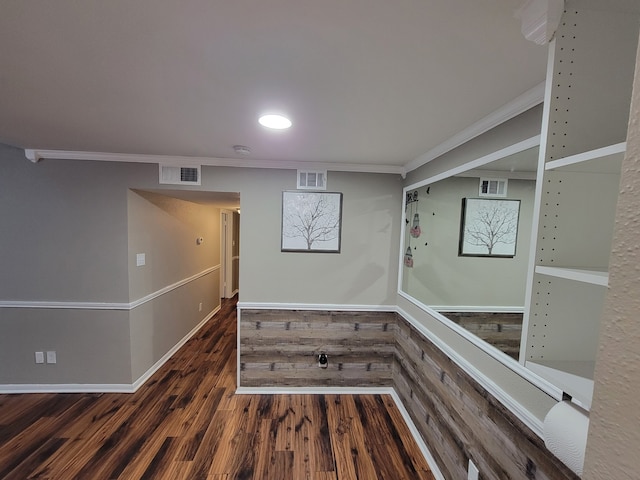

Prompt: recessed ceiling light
xmin=259 ymin=114 xmax=292 ymax=130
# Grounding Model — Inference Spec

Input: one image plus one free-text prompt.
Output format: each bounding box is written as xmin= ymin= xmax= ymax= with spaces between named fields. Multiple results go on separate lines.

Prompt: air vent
xmin=479 ymin=177 xmax=507 ymax=197
xmin=159 ymin=165 xmax=201 ymax=186
xmin=297 ymin=170 xmax=327 ymax=190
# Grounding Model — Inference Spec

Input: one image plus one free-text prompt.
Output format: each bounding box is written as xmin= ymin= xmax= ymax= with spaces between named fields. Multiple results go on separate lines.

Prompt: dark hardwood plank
xmin=0 ymin=298 xmax=434 ymax=480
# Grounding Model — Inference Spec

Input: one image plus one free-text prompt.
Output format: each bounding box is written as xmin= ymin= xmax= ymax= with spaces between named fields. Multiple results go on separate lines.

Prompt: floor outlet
xmin=35 ymin=351 xmax=44 ymax=364
xmin=46 ymin=351 xmax=57 ymax=364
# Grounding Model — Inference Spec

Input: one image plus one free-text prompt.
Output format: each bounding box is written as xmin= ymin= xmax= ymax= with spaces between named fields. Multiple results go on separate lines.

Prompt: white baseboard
xmin=0 ymin=383 xmax=136 ymax=394
xmin=235 ymin=385 xmax=445 ymax=480
xmin=236 ymin=386 xmax=395 ymax=395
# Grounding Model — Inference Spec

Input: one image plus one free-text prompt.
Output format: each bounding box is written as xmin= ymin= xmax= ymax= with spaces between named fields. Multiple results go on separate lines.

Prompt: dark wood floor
xmin=0 ymin=298 xmax=435 ymax=479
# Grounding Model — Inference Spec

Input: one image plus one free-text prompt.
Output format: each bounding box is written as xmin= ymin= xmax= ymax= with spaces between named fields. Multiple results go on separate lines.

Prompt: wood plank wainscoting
xmin=240 ymin=309 xmax=579 ymax=480
xmin=240 ymin=310 xmax=396 ymax=387
xmin=0 ymin=300 xmax=433 ymax=480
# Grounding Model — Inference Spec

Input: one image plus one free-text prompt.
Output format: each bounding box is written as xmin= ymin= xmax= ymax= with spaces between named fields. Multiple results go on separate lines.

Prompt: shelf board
xmin=545 ymin=142 xmax=626 ymax=173
xmin=526 ymin=360 xmax=595 ymax=409
xmin=535 ymin=266 xmax=609 ymax=286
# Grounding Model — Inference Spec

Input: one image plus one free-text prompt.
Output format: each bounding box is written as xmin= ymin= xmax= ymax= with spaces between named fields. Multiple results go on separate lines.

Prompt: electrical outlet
xmin=46 ymin=351 xmax=57 ymax=364
xmin=318 ymin=353 xmax=328 ymax=368
xmin=468 ymin=459 xmax=479 ymax=480
xmin=199 ymin=302 xmax=203 ymax=312
xmin=35 ymin=351 xmax=44 ymax=364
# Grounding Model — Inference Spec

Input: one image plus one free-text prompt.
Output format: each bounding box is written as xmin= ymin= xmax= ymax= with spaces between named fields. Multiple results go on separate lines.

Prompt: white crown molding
xmin=405 ymin=82 xmax=545 ymax=173
xmin=0 ymin=265 xmax=220 ymax=310
xmin=24 ymin=148 xmax=406 ymax=177
xmin=515 ymin=0 xmax=565 ymax=45
xmin=237 ymin=301 xmax=397 ymax=312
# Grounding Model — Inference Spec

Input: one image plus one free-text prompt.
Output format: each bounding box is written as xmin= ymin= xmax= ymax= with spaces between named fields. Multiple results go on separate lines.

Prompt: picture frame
xmin=459 ymin=198 xmax=520 ymax=257
xmin=281 ymin=191 xmax=343 ymax=253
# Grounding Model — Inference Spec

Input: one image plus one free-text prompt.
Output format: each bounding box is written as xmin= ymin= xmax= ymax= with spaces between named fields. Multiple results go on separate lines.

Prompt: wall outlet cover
xmin=35 ymin=351 xmax=44 ymax=364
xmin=46 ymin=351 xmax=57 ymax=364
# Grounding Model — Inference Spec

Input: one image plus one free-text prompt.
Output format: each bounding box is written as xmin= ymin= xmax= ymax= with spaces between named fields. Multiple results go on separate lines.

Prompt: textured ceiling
xmin=0 ymin=0 xmax=547 ymax=169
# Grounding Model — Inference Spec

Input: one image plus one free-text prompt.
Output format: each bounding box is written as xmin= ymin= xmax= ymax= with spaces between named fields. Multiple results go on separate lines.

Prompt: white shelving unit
xmin=521 ymin=2 xmax=640 ymax=409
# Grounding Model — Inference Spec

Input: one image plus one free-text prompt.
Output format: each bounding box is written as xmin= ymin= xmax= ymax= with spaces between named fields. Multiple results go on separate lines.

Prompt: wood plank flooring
xmin=0 ymin=298 xmax=435 ymax=480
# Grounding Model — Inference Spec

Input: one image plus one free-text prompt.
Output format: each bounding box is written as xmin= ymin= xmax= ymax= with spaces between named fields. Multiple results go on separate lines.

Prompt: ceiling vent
xmin=159 ymin=165 xmax=201 ymax=186
xmin=479 ymin=177 xmax=508 ymax=197
xmin=297 ymin=170 xmax=327 ymax=190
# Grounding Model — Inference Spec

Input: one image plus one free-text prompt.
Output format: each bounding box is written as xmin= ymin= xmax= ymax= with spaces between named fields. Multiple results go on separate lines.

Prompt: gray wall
xmin=403 ymin=176 xmax=535 ymax=308
xmin=0 ymin=146 xmax=402 ymax=386
xmin=127 ymin=190 xmax=222 ymax=380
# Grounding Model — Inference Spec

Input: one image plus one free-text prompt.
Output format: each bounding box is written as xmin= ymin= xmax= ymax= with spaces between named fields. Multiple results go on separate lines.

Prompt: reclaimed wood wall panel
xmin=394 ymin=314 xmax=579 ymax=480
xmin=240 ymin=307 xmax=579 ymax=479
xmin=239 ymin=310 xmax=396 ymax=388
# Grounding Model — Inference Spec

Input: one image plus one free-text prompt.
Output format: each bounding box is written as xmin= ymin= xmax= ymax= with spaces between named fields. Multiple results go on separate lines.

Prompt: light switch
xmin=136 ymin=253 xmax=146 ymax=266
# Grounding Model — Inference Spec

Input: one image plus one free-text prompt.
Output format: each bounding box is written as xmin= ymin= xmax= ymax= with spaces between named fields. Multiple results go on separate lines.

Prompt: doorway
xmin=220 ymin=209 xmax=240 ymax=299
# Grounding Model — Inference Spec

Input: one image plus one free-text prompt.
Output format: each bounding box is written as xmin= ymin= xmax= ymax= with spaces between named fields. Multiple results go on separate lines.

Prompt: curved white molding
xmin=237 ymin=301 xmax=397 ymax=312
xmin=0 ymin=265 xmax=220 ymax=310
xmin=405 ymin=83 xmax=545 ymax=173
xmin=515 ymin=0 xmax=565 ymax=45
xmin=23 ymin=148 xmax=405 ymax=177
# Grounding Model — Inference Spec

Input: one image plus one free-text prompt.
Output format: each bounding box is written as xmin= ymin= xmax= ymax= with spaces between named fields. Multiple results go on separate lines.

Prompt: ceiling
xmin=0 ymin=1 xmax=547 ymax=172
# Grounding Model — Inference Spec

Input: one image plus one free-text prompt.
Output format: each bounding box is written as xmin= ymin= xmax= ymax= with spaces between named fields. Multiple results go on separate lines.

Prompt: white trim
xmin=0 ymin=265 xmax=220 ymax=310
xmin=237 ymin=307 xmax=242 ymax=388
xmin=388 ymin=389 xmax=446 ymax=480
xmin=237 ymin=301 xmax=397 ymax=312
xmin=131 ymin=305 xmax=220 ymax=391
xmin=236 ymin=386 xmax=395 ymax=395
xmin=398 ymin=292 xmax=525 ymax=369
xmin=0 ymin=300 xmax=132 ymax=310
xmin=404 ymin=135 xmax=541 ymax=192
xmin=404 ymin=83 xmax=545 ymax=173
xmin=396 ymin=304 xmax=554 ymax=438
xmin=23 ymin=148 xmax=405 ymax=177
xmin=398 ymin=291 xmax=561 ymax=402
xmin=545 ymin=141 xmax=626 ymax=171
xmin=0 ymin=383 xmax=136 ymax=394
xmin=520 ymin=41 xmax=556 ymax=367
xmin=130 ymin=265 xmax=220 ymax=309
xmin=234 ymin=386 xmax=445 ymax=480
xmin=0 ymin=305 xmax=221 ymax=395
xmin=431 ymin=305 xmax=525 ymax=313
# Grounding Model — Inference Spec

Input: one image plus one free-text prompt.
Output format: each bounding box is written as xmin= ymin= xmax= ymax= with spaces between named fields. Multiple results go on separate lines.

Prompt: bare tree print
xmin=282 ymin=193 xmax=341 ymax=250
xmin=463 ymin=199 xmax=519 ymax=255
